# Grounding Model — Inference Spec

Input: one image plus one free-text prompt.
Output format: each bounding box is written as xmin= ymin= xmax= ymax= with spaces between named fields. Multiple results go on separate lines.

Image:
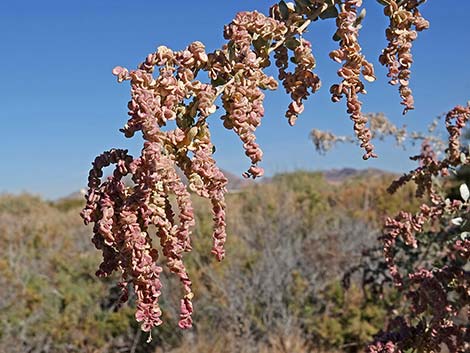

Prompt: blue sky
xmin=1 ymin=1 xmax=469 ymax=198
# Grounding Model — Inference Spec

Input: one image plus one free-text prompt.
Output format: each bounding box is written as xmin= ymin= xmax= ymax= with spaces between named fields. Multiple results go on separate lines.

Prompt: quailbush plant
xmin=79 ymin=0 xmax=469 ymax=351
xmin=367 ymin=106 xmax=470 ymax=352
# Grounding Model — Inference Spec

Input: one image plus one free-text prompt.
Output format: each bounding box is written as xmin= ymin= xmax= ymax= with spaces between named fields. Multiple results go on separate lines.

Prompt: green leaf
xmin=461 ymin=152 xmax=467 ymax=164
xmin=227 ymin=42 xmax=236 ymax=62
xmin=451 ymin=217 xmax=463 ymax=226
xmin=253 ymin=36 xmax=269 ymax=53
xmin=211 ymin=76 xmax=226 ymax=87
xmin=460 ymin=183 xmax=470 ymax=202
xmin=376 ymin=0 xmax=390 ymax=5
xmin=295 ymin=0 xmax=312 ymax=8
xmin=279 ymin=1 xmax=289 ymax=20
xmin=285 ymin=37 xmax=301 ymax=50
xmin=354 ymin=8 xmax=366 ymax=27
xmin=319 ymin=5 xmax=338 ymax=20
xmin=176 ymin=113 xmax=194 ymax=130
xmin=332 ymin=31 xmax=341 ymax=42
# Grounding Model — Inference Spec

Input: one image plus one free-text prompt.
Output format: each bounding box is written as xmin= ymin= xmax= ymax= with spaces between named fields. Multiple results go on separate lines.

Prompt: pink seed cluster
xmin=276 ymin=38 xmax=322 ymax=126
xmin=330 ymin=0 xmax=377 ymax=159
xmin=368 ymin=104 xmax=470 ymax=352
xmin=379 ymin=0 xmax=429 ymax=114
xmin=82 ymin=0 xmax=432 ymax=336
xmin=82 ymin=41 xmax=231 ymax=335
xmin=220 ymin=11 xmax=287 ymax=178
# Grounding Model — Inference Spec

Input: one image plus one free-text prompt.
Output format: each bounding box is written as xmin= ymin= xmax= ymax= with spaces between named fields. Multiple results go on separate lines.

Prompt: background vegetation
xmin=0 ymin=169 xmax=420 ymax=353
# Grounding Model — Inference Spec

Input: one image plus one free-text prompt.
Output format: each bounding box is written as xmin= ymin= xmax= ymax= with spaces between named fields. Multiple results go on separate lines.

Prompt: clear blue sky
xmin=1 ymin=1 xmax=469 ymax=199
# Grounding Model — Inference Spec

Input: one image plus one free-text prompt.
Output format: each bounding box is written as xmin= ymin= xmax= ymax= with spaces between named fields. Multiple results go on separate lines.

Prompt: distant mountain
xmin=60 ymin=189 xmax=87 ymax=201
xmin=59 ymin=169 xmax=252 ymax=201
xmin=59 ymin=168 xmax=396 ymax=201
xmin=175 ymin=168 xmax=253 ymax=192
xmin=221 ymin=170 xmax=254 ymax=191
xmin=321 ymin=168 xmax=396 ymax=184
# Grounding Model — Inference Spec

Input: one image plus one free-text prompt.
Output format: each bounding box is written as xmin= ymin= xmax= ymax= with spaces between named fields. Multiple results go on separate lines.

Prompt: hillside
xmin=61 ymin=168 xmax=397 ymax=201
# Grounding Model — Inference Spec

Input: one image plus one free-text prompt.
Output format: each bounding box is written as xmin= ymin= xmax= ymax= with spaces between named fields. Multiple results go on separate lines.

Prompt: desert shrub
xmin=1 ymin=172 xmax=412 ymax=352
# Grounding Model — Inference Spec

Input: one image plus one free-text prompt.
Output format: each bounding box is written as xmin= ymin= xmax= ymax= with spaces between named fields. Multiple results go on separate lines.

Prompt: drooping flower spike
xmin=82 ymin=0 xmax=429 ymax=335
